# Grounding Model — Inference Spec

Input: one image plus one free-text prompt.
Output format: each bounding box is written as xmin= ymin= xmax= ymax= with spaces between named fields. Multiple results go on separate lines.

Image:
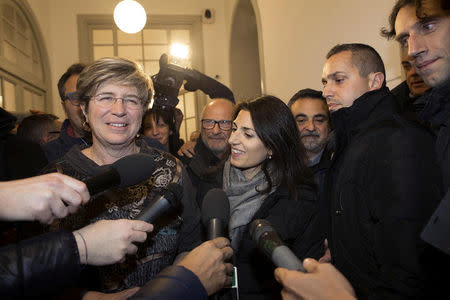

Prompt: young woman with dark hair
xmin=141 ymin=108 xmax=184 ymax=156
xmin=221 ymin=95 xmax=324 ymax=299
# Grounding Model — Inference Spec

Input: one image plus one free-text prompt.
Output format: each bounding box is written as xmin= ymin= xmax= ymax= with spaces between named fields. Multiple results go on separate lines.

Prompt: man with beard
xmin=288 ymin=89 xmax=331 ymax=193
xmin=178 ymin=98 xmax=234 ymax=207
xmin=391 ymin=49 xmax=431 ymax=114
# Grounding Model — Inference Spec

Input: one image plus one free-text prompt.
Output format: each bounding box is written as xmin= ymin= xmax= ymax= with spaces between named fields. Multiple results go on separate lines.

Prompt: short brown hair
xmin=326 ymin=43 xmax=386 ymax=86
xmin=77 ymin=57 xmax=152 ymax=110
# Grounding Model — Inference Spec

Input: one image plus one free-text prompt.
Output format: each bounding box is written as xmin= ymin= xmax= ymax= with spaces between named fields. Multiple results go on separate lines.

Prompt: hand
xmin=178 ymin=237 xmax=234 ymax=295
xmin=0 ymin=173 xmax=90 ymax=224
xmin=177 ymin=140 xmax=197 ymax=158
xmin=74 ymin=219 xmax=153 ymax=266
xmin=82 ymin=287 xmax=139 ymax=300
xmin=274 ymin=258 xmax=356 ymax=300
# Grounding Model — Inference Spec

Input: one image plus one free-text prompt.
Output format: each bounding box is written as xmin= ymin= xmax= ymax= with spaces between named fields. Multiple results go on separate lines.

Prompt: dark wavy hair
xmin=141 ymin=108 xmax=183 ymax=156
xmin=57 ymin=63 xmax=85 ymax=101
xmin=233 ymin=96 xmax=315 ymax=199
xmin=380 ymin=0 xmax=449 ymax=39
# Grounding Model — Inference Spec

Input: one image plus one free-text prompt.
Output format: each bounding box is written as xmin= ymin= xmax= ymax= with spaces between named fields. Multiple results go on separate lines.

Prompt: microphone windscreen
xmin=201 ymin=188 xmax=230 ymax=226
xmin=112 ymin=153 xmax=157 ymax=187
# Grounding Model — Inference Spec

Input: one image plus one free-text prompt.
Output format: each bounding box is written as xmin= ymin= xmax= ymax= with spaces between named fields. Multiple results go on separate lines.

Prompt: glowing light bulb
xmin=170 ymin=43 xmax=190 ymax=60
xmin=114 ymin=0 xmax=147 ymax=34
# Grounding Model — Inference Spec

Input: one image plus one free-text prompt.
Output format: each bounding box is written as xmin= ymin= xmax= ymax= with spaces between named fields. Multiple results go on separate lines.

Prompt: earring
xmin=82 ymin=120 xmax=91 ymax=132
xmin=267 ymin=154 xmax=272 ymax=160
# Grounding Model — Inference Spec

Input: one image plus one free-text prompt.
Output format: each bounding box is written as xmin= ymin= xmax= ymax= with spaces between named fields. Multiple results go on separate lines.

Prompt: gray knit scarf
xmin=222 ymin=158 xmax=277 ymax=250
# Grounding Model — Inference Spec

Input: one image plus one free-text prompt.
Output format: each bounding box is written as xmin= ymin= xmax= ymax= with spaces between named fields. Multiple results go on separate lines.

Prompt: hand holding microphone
xmin=176 ymin=188 xmax=233 ymax=296
xmin=0 ymin=153 xmax=160 ymax=224
xmin=83 ymin=153 xmax=158 ymax=196
xmin=74 ymin=219 xmax=154 ymax=266
xmin=0 ymin=173 xmax=90 ymax=224
xmin=178 ymin=237 xmax=234 ymax=296
xmin=274 ymin=259 xmax=357 ymax=300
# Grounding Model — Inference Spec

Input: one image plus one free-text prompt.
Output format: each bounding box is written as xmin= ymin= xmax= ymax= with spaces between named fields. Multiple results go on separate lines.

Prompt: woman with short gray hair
xmin=42 ymin=57 xmax=201 ymax=296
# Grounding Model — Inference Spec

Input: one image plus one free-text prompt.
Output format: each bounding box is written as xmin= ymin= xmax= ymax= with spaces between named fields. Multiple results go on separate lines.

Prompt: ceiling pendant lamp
xmin=114 ymin=0 xmax=147 ymax=34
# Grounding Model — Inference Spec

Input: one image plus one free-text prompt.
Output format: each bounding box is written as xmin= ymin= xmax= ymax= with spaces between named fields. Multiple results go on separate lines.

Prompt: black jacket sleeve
xmin=0 ymin=230 xmax=81 ymax=297
xmin=183 ymin=69 xmax=235 ymax=103
xmin=129 ymin=265 xmax=207 ymax=300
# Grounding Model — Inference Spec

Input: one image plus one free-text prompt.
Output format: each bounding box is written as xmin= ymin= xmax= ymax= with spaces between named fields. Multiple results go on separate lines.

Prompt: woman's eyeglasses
xmin=91 ymin=94 xmax=143 ymax=110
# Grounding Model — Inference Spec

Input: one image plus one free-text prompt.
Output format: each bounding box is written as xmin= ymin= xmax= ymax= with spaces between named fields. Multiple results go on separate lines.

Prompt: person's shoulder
xmin=296 ymin=184 xmax=317 ymax=203
xmin=42 ymin=136 xmax=64 ymax=152
xmin=271 ymin=184 xmax=317 ymax=204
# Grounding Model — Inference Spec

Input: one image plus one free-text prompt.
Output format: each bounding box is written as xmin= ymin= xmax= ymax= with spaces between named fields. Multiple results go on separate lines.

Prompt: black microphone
xmin=83 ymin=153 xmax=157 ymax=196
xmin=201 ymin=188 xmax=230 ymax=240
xmin=135 ymin=182 xmax=183 ymax=223
xmin=250 ymin=219 xmax=306 ymax=272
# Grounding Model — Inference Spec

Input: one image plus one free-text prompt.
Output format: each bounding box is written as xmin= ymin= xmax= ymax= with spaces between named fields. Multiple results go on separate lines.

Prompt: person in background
xmin=0 ymin=108 xmax=47 ymax=180
xmin=42 ymin=63 xmax=90 ymax=162
xmin=178 ymin=98 xmax=234 ymax=207
xmin=16 ymin=113 xmax=62 ymax=145
xmin=288 ymin=88 xmax=332 ymax=192
xmin=141 ymin=107 xmax=183 ymax=156
xmin=391 ymin=48 xmax=430 ymax=114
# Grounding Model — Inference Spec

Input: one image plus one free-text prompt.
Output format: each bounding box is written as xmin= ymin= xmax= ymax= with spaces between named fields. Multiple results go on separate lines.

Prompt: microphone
xmin=135 ymin=182 xmax=183 ymax=223
xmin=201 ymin=188 xmax=230 ymax=240
xmin=83 ymin=153 xmax=157 ymax=196
xmin=250 ymin=219 xmax=306 ymax=272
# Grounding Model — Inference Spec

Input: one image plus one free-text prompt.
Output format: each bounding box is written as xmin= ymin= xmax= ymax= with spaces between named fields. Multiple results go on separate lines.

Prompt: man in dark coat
xmin=288 ymin=88 xmax=332 ymax=194
xmin=384 ymin=0 xmax=450 ymax=190
xmin=320 ymin=43 xmax=446 ymax=299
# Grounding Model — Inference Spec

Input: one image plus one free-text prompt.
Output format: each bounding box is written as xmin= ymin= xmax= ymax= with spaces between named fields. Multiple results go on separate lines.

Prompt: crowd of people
xmin=0 ymin=0 xmax=449 ymax=299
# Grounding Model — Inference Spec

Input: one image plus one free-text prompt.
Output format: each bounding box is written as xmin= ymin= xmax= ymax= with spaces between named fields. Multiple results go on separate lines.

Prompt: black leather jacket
xmin=0 ymin=230 xmax=82 ymax=298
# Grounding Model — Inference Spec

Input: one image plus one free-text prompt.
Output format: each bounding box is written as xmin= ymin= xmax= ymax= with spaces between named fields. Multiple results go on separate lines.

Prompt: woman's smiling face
xmin=228 ymin=110 xmax=270 ymax=174
xmin=81 ymin=81 xmax=144 ymax=149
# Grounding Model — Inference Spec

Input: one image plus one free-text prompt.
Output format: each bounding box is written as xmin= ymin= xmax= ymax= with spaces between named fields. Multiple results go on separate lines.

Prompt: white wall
xmin=253 ymin=0 xmax=402 ymax=101
xmin=26 ymin=0 xmax=230 ymax=118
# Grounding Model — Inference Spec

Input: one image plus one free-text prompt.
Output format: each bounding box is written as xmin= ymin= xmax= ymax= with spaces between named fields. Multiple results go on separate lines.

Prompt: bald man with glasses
xmin=178 ymin=98 xmax=235 ymax=207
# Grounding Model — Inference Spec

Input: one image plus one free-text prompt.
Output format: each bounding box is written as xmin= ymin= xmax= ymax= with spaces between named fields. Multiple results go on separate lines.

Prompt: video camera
xmin=151 ymin=53 xmax=235 ymax=108
xmin=151 ymin=53 xmax=199 ymax=110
